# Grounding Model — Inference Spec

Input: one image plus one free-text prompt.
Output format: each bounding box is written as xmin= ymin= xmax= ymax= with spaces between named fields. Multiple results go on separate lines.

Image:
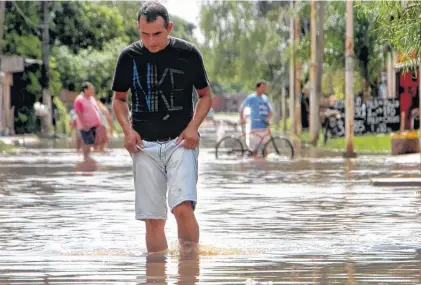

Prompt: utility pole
xmin=344 ymin=0 xmax=357 ymax=158
xmin=315 ymin=0 xmax=324 ymax=113
xmin=0 ymin=1 xmax=5 ymax=135
xmin=289 ymin=0 xmax=296 ymax=135
xmin=294 ymin=1 xmax=302 ymax=135
xmin=41 ymin=1 xmax=53 ymax=136
xmin=309 ymin=0 xmax=318 ymax=145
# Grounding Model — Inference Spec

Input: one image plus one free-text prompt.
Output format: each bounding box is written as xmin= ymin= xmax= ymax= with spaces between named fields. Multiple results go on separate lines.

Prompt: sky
xmin=162 ymin=0 xmax=204 ymax=43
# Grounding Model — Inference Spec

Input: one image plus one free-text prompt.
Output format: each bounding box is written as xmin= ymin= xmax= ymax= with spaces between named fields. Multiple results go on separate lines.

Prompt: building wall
xmin=212 ymin=93 xmax=248 ymax=113
xmin=397 ymin=69 xmax=419 ymax=130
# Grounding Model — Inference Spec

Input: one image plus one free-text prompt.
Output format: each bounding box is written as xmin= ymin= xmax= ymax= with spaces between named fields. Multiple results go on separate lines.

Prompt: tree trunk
xmin=294 ymin=6 xmax=302 ymax=135
xmin=42 ymin=1 xmax=53 ymax=136
xmin=289 ymin=0 xmax=296 ymax=135
xmin=344 ymin=0 xmax=356 ymax=158
xmin=315 ymin=1 xmax=324 ymax=106
xmin=309 ymin=0 xmax=319 ymax=145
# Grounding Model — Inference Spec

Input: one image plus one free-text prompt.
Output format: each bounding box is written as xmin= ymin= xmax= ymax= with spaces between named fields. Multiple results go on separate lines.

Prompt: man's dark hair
xmin=255 ymin=80 xmax=267 ymax=89
xmin=137 ymin=1 xmax=170 ymax=28
xmin=80 ymin=81 xmax=94 ymax=92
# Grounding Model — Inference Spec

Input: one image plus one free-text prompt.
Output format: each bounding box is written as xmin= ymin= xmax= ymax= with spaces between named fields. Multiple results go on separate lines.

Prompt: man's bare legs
xmin=175 ymin=203 xmax=200 ymax=284
xmin=144 ymin=202 xmax=198 ymax=254
xmin=82 ymin=143 xmax=92 ymax=162
xmin=173 ymin=201 xmax=199 ymax=254
xmin=145 ymin=220 xmax=168 ymax=253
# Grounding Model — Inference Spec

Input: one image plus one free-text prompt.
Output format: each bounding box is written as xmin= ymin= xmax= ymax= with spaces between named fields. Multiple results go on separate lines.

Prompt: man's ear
xmin=167 ymin=21 xmax=173 ymax=34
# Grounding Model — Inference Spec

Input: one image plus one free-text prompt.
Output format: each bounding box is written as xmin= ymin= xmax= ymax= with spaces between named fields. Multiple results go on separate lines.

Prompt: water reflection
xmin=1 ymin=137 xmax=421 ymax=284
xmin=138 ymin=244 xmax=200 ymax=285
xmin=75 ymin=159 xmax=99 ymax=173
xmin=140 ymin=255 xmax=167 ymax=284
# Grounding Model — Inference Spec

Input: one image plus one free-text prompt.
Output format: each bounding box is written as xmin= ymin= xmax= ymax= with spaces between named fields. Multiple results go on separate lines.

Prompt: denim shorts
xmin=79 ymin=127 xmax=97 ymax=145
xmin=131 ymin=138 xmax=199 ymax=220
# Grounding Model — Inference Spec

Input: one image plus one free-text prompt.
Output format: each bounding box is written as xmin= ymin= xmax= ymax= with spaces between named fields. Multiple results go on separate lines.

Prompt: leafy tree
xmin=357 ymin=0 xmax=421 ymax=64
xmin=295 ymin=1 xmax=387 ymax=97
xmin=199 ymin=1 xmax=289 ymax=94
xmin=3 ymin=1 xmax=42 ymax=59
xmin=50 ymin=1 xmax=125 ymax=53
xmin=52 ymin=38 xmax=128 ymax=97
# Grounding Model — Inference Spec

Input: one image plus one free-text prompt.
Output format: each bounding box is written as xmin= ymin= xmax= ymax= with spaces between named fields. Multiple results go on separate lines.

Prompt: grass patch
xmin=0 ymin=141 xmax=14 ymax=152
xmin=297 ymin=131 xmax=393 ymax=153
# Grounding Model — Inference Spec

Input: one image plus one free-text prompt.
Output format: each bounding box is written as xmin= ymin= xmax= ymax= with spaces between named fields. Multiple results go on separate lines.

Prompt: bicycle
xmin=215 ymin=121 xmax=294 ymax=160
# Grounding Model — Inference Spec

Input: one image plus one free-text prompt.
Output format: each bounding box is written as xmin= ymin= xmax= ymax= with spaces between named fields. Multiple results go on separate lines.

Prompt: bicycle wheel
xmin=263 ymin=136 xmax=294 ymax=160
xmin=215 ymin=136 xmax=244 ymax=159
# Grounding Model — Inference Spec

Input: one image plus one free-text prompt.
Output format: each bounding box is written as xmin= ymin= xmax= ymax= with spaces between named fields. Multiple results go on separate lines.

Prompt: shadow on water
xmin=1 ymin=132 xmax=421 ymax=284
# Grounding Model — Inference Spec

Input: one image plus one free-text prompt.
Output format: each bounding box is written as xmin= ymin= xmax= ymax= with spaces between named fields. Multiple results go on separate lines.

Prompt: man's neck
xmin=140 ymin=38 xmax=171 ymax=52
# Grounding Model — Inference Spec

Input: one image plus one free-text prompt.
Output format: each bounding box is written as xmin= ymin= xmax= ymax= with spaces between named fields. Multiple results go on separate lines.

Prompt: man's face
xmin=138 ymin=16 xmax=173 ymax=53
xmin=257 ymin=84 xmax=267 ymax=94
xmin=85 ymin=86 xmax=95 ymax=97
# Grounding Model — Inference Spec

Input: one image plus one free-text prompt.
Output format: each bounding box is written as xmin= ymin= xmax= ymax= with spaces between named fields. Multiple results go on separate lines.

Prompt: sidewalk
xmin=0 ymin=135 xmax=41 ymax=146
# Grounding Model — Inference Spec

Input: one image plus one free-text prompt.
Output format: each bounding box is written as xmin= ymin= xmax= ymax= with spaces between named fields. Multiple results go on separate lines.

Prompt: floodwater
xmin=1 ymin=132 xmax=421 ymax=284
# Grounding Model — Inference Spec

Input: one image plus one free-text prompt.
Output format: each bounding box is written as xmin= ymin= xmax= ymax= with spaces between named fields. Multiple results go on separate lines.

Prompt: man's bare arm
xmin=75 ymin=110 xmax=87 ymax=130
xmin=239 ymin=108 xmax=245 ymax=123
xmin=267 ymin=111 xmax=273 ymax=124
xmin=176 ymin=86 xmax=212 ymax=148
xmin=188 ymin=86 xmax=213 ymax=130
xmin=112 ymin=91 xmax=131 ymax=135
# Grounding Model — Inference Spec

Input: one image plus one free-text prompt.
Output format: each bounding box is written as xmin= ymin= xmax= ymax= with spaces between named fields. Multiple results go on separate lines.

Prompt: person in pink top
xmin=73 ymin=82 xmax=106 ymax=161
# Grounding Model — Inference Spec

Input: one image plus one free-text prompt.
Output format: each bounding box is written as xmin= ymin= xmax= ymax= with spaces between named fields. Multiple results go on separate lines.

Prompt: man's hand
xmin=176 ymin=124 xmax=199 ymax=149
xmin=124 ymin=129 xmax=143 ymax=153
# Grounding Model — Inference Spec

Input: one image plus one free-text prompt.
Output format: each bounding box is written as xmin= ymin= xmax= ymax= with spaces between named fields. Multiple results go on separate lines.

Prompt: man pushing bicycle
xmin=239 ymin=80 xmax=273 ymax=157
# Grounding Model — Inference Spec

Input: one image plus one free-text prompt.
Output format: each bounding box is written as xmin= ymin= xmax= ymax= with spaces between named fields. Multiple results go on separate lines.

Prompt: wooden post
xmin=309 ymin=0 xmax=318 ymax=145
xmin=315 ymin=0 xmax=324 ymax=112
xmin=294 ymin=1 xmax=302 ymax=135
xmin=289 ymin=0 xmax=296 ymax=135
xmin=42 ymin=1 xmax=53 ymax=136
xmin=344 ymin=0 xmax=357 ymax=158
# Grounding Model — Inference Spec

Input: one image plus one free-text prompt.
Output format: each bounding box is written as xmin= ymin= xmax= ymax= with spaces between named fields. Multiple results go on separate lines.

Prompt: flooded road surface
xmin=1 ymin=137 xmax=421 ymax=284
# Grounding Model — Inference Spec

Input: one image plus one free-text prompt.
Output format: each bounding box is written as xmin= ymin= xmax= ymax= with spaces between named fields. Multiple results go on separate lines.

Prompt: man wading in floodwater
xmin=112 ymin=1 xmax=213 ymax=254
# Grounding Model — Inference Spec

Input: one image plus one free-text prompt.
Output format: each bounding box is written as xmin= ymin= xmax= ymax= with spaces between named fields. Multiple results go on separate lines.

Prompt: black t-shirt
xmin=111 ymin=37 xmax=209 ymax=140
